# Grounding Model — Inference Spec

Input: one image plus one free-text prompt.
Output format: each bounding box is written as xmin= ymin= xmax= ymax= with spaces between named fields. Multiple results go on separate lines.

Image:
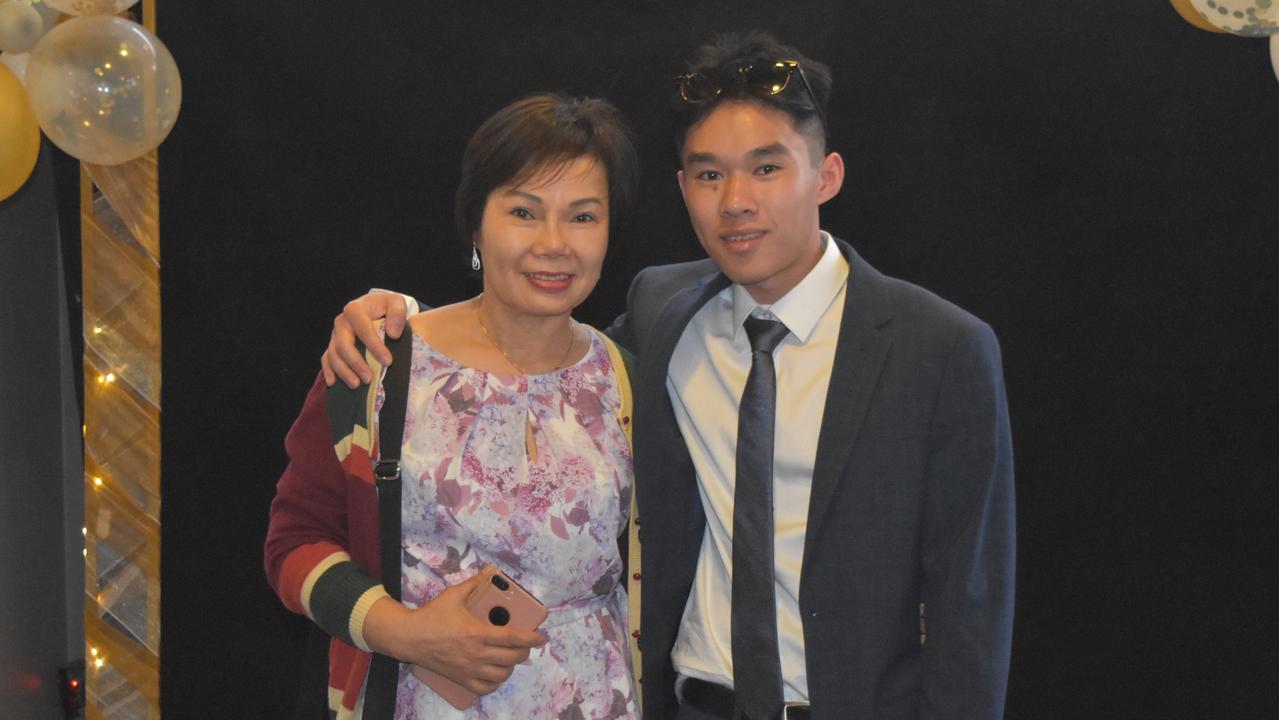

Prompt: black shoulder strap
xmin=375 ymin=329 xmax=411 ymax=597
xmin=363 ymin=329 xmax=412 ymax=719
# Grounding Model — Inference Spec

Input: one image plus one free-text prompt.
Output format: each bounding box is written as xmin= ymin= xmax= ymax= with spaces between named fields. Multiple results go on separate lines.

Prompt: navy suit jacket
xmin=606 ymin=238 xmax=1015 ymax=720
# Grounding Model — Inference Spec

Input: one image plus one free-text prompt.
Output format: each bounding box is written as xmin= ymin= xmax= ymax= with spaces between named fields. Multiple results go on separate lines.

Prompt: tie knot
xmin=743 ymin=316 xmax=789 ymax=354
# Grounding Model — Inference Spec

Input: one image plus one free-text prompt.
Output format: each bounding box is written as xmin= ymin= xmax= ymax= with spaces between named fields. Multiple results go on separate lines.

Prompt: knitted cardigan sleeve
xmin=264 ymin=370 xmax=389 ymax=652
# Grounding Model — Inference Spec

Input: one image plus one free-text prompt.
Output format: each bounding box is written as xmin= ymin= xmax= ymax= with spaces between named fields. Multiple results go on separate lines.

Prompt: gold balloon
xmin=25 ymin=15 xmax=180 ymax=165
xmin=1169 ymin=0 xmax=1229 ymax=32
xmin=0 ymin=61 xmax=40 ymax=201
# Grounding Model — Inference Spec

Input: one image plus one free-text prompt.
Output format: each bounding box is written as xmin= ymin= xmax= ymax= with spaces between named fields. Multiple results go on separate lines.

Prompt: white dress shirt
xmin=668 ymin=233 xmax=849 ymax=702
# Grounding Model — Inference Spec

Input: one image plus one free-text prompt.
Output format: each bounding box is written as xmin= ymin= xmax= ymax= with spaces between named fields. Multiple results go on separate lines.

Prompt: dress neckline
xmin=409 ymin=326 xmax=599 ymax=380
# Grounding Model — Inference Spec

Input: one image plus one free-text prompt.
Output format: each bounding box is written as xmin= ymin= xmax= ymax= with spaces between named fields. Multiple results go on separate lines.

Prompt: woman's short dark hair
xmin=455 ymin=94 xmax=639 ymax=247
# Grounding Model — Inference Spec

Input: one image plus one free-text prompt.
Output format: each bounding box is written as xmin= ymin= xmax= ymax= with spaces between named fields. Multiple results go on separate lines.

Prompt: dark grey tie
xmin=732 ymin=315 xmax=790 ymax=720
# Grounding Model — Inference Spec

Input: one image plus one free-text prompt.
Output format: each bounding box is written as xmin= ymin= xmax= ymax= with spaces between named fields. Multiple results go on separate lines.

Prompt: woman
xmin=265 ymin=94 xmax=640 ymax=719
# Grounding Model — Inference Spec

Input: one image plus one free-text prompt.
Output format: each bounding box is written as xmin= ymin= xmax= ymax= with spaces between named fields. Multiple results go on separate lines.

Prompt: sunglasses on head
xmin=675 ymin=59 xmax=828 ymax=137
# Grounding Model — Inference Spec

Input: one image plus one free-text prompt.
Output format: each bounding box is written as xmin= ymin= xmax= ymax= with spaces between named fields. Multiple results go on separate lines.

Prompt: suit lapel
xmin=803 ymin=242 xmax=895 ymax=561
xmin=634 ymin=267 xmax=730 ymax=544
xmin=638 ymin=271 xmax=731 ymax=392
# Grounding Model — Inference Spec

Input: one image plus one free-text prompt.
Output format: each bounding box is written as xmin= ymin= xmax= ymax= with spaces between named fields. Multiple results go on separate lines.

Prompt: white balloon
xmin=0 ymin=49 xmax=27 ymax=82
xmin=26 ymin=15 xmax=181 ymax=165
xmin=1272 ymin=34 xmax=1279 ymax=84
xmin=1187 ymin=0 xmax=1279 ymax=37
xmin=0 ymin=1 xmax=44 ymax=54
xmin=43 ymin=0 xmax=139 ymax=16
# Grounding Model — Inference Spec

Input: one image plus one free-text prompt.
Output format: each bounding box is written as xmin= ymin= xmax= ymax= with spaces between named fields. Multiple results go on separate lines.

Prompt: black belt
xmin=682 ymin=678 xmax=811 ymax=720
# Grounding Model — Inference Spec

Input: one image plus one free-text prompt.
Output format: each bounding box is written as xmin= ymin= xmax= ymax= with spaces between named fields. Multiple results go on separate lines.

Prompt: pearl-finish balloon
xmin=1169 ymin=0 xmax=1229 ymax=32
xmin=0 ymin=1 xmax=44 ymax=54
xmin=0 ymin=49 xmax=28 ymax=82
xmin=1187 ymin=0 xmax=1279 ymax=37
xmin=1271 ymin=34 xmax=1279 ymax=83
xmin=44 ymin=0 xmax=139 ymax=16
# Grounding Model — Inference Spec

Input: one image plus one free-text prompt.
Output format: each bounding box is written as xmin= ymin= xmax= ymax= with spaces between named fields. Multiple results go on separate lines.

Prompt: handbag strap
xmin=375 ymin=329 xmax=412 ymax=600
xmin=363 ymin=328 xmax=413 ymax=719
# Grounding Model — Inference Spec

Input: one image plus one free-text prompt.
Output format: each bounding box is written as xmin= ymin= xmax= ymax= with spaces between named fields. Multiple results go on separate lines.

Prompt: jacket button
xmin=632 ymin=572 xmax=641 ymax=581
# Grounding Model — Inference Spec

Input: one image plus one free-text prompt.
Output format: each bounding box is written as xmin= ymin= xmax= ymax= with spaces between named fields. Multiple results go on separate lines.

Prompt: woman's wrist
xmin=360 ymin=596 xmax=411 ymax=660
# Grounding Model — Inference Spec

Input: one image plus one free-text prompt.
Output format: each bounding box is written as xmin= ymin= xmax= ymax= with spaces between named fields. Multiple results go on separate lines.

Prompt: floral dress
xmin=387 ymin=330 xmax=637 ymax=719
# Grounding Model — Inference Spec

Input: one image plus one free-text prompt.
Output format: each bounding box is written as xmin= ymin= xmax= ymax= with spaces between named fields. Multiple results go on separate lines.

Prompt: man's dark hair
xmin=672 ymin=30 xmax=833 ymax=163
xmin=456 ymin=93 xmax=639 ymax=247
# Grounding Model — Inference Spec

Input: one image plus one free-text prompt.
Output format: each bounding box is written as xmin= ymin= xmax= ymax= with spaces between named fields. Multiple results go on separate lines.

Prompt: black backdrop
xmin=158 ymin=2 xmax=1279 ymax=717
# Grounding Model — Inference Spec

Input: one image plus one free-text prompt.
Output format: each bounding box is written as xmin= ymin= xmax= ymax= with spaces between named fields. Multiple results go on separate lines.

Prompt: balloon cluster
xmin=0 ymin=0 xmax=181 ymax=200
xmin=1171 ymin=0 xmax=1279 ymax=83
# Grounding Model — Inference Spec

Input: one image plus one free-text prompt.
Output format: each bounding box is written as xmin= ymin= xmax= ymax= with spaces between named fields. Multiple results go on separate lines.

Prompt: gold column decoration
xmin=83 ymin=1 xmax=161 ymax=717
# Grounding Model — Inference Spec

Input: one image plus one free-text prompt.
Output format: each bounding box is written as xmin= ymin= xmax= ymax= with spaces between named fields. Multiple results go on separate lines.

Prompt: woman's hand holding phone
xmin=360 ymin=569 xmax=545 ymax=699
xmin=412 ymin=566 xmax=550 ymax=708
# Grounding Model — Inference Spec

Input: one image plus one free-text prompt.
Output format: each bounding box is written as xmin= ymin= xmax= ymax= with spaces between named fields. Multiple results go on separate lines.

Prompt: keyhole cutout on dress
xmin=525 ymin=413 xmax=538 ymax=463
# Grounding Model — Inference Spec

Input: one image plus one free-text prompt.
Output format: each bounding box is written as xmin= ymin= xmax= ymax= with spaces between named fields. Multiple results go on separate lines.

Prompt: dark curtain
xmin=158 ymin=3 xmax=1279 ymax=717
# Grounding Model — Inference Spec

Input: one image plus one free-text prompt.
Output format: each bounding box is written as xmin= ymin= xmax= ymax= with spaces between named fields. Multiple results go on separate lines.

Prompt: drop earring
xmin=471 ymin=244 xmax=481 ymax=271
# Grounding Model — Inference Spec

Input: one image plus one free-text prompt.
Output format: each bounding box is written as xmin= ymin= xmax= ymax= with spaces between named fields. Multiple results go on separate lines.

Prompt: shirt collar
xmin=731 ymin=231 xmax=849 ymax=345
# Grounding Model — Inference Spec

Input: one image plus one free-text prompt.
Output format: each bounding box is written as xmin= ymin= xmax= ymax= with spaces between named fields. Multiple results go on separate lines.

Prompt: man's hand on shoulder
xmin=320 ymin=291 xmax=410 ymax=388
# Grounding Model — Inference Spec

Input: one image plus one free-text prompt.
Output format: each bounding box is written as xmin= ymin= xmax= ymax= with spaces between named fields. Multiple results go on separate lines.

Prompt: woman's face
xmin=476 ymin=155 xmax=609 ymax=321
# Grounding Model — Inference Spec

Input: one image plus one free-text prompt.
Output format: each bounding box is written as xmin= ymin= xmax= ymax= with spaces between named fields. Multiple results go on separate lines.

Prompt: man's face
xmin=678 ymin=100 xmax=843 ymax=304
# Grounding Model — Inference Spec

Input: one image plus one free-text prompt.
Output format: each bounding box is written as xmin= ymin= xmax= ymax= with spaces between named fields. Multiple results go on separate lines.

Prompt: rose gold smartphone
xmin=412 ymin=566 xmax=548 ymax=709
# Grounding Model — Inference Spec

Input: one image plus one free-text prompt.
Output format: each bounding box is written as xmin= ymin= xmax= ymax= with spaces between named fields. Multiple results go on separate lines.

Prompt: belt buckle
xmin=782 ymin=702 xmax=810 ymax=720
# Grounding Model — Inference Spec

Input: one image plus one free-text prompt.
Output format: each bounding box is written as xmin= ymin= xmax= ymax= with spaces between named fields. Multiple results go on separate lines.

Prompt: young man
xmin=323 ymin=31 xmax=1014 ymax=720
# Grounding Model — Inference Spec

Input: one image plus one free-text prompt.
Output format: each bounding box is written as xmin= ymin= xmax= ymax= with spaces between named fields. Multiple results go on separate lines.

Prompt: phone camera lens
xmin=488 ymin=606 xmax=511 ymax=626
xmin=491 ymin=575 xmax=510 ymax=591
